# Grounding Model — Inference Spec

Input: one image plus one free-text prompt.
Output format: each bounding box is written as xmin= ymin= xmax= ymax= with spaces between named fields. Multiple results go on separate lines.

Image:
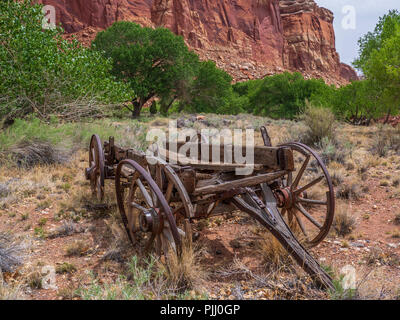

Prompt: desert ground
xmin=1 ymin=114 xmax=399 ymax=300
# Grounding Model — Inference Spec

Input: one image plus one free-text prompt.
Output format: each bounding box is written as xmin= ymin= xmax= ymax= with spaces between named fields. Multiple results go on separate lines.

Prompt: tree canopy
xmin=92 ymin=22 xmax=200 ymax=117
xmin=0 ymin=0 xmax=130 ymax=124
xmin=234 ymin=72 xmax=328 ymax=119
xmin=353 ymin=10 xmax=400 ymax=121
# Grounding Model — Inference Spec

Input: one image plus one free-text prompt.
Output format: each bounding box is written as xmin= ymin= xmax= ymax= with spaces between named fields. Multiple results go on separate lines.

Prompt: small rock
xmin=387 ymin=243 xmax=398 ymax=249
xmin=351 ymin=242 xmax=365 ymax=248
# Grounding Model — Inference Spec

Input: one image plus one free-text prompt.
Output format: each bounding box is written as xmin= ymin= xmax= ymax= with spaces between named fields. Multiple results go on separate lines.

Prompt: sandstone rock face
xmin=38 ymin=0 xmax=358 ymax=85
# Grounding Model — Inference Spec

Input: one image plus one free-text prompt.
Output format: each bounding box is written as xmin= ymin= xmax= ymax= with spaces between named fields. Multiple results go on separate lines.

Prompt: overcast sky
xmin=316 ymin=0 xmax=400 ymax=69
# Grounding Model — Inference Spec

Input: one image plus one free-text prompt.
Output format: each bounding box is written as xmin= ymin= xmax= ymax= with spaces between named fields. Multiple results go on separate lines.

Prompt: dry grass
xmin=336 ymin=179 xmax=363 ymax=200
xmin=160 ymin=243 xmax=207 ymax=293
xmin=9 ymin=140 xmax=68 ymax=169
xmin=329 ymin=168 xmax=346 ymax=187
xmin=1 ymin=115 xmax=400 ymax=300
xmin=371 ymin=125 xmax=400 ymax=157
xmin=333 ymin=204 xmax=357 ymax=237
xmin=26 ymin=270 xmax=43 ymax=289
xmin=0 ymin=273 xmax=24 ymax=300
xmin=0 ymin=232 xmax=26 ymax=273
xmin=258 ymin=231 xmax=294 ymax=272
xmin=65 ymin=240 xmax=89 ymax=257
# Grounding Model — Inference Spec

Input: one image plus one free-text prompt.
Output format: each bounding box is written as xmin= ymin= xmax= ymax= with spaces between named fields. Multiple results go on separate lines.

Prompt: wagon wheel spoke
xmin=276 ymin=142 xmax=335 ymax=248
xmin=286 ymin=172 xmax=293 ymax=187
xmin=165 ymin=181 xmax=174 ymax=203
xmin=115 ymin=159 xmax=181 ymax=260
xmin=287 ymin=209 xmax=294 ymax=226
xmin=294 ymin=175 xmax=324 ymax=195
xmin=161 ymin=223 xmax=177 ymax=254
xmin=156 ymin=234 xmax=162 ymax=256
xmin=298 ymin=197 xmax=327 ymax=206
xmin=88 ymin=134 xmax=105 ymax=201
xmin=294 ymin=203 xmax=323 ymax=229
xmin=144 ymin=232 xmax=157 ymax=253
xmin=292 ymin=154 xmax=310 ymax=189
xmin=136 ymin=178 xmax=154 ymax=208
xmin=292 ymin=209 xmax=309 ymax=241
xmin=130 ymin=202 xmax=148 ymax=212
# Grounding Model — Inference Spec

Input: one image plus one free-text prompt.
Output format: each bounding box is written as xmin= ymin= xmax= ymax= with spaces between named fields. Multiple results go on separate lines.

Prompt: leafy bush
xmin=242 ymin=72 xmax=329 ymax=119
xmin=0 ymin=0 xmax=131 ymax=124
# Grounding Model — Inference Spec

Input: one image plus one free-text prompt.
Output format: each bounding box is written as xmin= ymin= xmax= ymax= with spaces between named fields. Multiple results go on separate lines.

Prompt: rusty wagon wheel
xmin=115 ymin=159 xmax=182 ymax=257
xmin=86 ymin=134 xmax=105 ymax=201
xmin=273 ymin=142 xmax=335 ymax=248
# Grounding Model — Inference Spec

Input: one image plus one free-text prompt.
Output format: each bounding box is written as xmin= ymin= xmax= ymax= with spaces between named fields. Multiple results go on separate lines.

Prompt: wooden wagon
xmin=85 ymin=126 xmax=335 ymax=289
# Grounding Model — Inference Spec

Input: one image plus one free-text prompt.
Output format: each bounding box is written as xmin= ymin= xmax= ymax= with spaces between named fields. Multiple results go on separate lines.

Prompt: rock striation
xmin=38 ymin=0 xmax=358 ymax=85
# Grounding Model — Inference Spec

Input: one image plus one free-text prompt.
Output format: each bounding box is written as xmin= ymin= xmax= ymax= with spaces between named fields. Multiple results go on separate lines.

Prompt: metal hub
xmin=139 ymin=208 xmax=161 ymax=233
xmin=274 ymin=188 xmax=293 ymax=209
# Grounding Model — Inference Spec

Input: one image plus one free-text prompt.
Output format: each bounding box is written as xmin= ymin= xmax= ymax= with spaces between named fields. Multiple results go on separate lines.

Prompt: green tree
xmin=353 ymin=10 xmax=400 ymax=73
xmin=247 ymin=72 xmax=328 ymax=119
xmin=353 ymin=10 xmax=400 ymax=121
xmin=92 ymin=22 xmax=199 ymax=118
xmin=0 ymin=0 xmax=130 ymax=123
xmin=364 ymin=25 xmax=400 ymax=120
xmin=181 ymin=61 xmax=233 ymax=114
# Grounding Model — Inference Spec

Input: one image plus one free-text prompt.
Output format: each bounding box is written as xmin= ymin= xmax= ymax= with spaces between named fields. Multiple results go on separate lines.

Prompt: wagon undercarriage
xmin=85 ymin=126 xmax=335 ymax=290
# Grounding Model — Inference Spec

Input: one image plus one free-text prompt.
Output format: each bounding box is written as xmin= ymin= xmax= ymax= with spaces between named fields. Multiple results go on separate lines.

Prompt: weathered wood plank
xmin=193 ymin=171 xmax=287 ymax=196
xmin=162 ymin=149 xmax=264 ymax=172
xmin=163 ymin=142 xmax=293 ymax=170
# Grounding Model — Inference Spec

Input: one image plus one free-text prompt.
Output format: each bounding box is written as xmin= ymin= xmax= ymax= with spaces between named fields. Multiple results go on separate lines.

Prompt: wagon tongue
xmin=232 ymin=185 xmax=334 ymax=291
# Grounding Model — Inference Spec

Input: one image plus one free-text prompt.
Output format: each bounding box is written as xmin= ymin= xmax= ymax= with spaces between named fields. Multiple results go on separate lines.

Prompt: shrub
xmin=247 ymin=72 xmax=330 ymax=119
xmin=333 ymin=207 xmax=357 ymax=237
xmin=336 ymin=182 xmax=363 ymax=200
xmin=0 ymin=233 xmax=25 ymax=273
xmin=56 ymin=262 xmax=77 ymax=274
xmin=299 ymin=102 xmax=336 ymax=145
xmin=77 ymin=255 xmax=205 ymax=300
xmin=371 ymin=125 xmax=400 ymax=157
xmin=317 ymin=137 xmax=348 ymax=164
xmin=0 ymin=0 xmax=131 ymax=124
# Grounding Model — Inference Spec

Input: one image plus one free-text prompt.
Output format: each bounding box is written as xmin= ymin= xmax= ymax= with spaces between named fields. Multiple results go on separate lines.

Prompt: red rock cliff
xmin=38 ymin=0 xmax=358 ymax=85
